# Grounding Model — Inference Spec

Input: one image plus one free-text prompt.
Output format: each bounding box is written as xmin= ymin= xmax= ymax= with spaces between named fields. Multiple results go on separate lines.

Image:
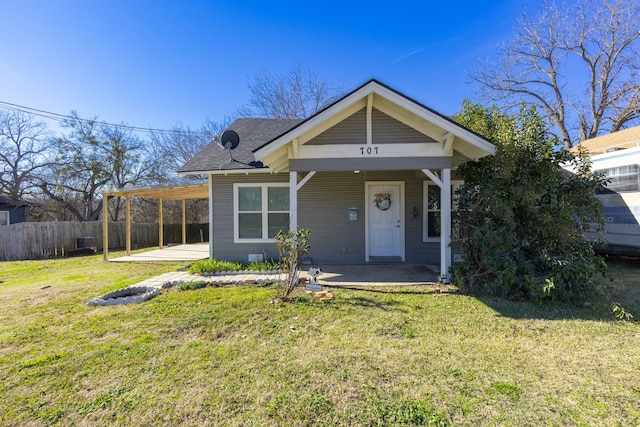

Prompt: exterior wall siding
xmin=305 ymin=108 xmax=438 ymax=146
xmin=371 ymin=108 xmax=438 ymax=144
xmin=306 ymin=109 xmax=366 ymax=145
xmin=209 ymin=171 xmax=442 ymax=265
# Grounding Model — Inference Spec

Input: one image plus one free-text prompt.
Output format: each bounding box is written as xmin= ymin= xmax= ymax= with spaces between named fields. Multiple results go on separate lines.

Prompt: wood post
xmin=102 ymin=196 xmax=109 ymax=261
xmin=181 ymin=199 xmax=186 ymax=245
xmin=158 ymin=198 xmax=163 ymax=249
xmin=125 ymin=196 xmax=131 ymax=256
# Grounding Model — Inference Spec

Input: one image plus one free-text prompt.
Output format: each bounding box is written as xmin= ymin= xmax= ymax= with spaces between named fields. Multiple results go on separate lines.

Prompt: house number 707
xmin=360 ymin=146 xmax=379 ymax=155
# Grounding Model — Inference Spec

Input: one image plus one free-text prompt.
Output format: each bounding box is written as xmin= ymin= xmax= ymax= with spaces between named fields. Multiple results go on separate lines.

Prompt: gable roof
xmin=252 ymin=79 xmax=495 ymax=172
xmin=574 ymin=125 xmax=640 ymax=155
xmin=178 ymin=79 xmax=495 ymax=175
xmin=178 ymin=118 xmax=302 ymax=174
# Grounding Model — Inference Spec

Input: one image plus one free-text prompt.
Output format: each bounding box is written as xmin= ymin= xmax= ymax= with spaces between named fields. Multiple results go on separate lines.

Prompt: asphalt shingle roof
xmin=574 ymin=125 xmax=640 ymax=155
xmin=178 ymin=118 xmax=302 ymax=174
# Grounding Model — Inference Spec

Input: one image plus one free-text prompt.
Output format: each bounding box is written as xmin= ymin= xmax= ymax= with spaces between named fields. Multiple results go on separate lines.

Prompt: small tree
xmin=452 ymin=102 xmax=607 ymax=300
xmin=274 ymin=229 xmax=311 ymax=302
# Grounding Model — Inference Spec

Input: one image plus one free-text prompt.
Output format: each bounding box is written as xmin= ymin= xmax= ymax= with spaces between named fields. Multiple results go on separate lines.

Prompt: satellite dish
xmin=220 ymin=130 xmax=240 ymax=150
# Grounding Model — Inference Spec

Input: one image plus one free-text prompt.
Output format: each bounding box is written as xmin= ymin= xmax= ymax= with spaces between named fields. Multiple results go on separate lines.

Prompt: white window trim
xmin=233 ymin=183 xmax=289 ymax=243
xmin=423 ymin=180 xmax=462 ymax=242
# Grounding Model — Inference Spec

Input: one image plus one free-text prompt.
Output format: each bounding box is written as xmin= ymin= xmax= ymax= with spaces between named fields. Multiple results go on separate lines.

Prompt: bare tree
xmin=471 ymin=0 xmax=640 ymax=148
xmin=149 ymin=119 xmax=229 ymax=181
xmin=0 ymin=110 xmax=54 ymax=199
xmin=238 ymin=65 xmax=345 ymax=119
xmin=39 ymin=112 xmax=159 ymax=221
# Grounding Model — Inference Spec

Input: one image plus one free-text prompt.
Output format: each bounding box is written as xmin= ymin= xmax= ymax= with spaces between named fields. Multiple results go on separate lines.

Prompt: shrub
xmin=273 ymin=229 xmax=311 ymax=302
xmin=188 ymin=259 xmax=243 ymax=275
xmin=188 ymin=258 xmax=283 ymax=275
xmin=452 ymin=102 xmax=607 ymax=301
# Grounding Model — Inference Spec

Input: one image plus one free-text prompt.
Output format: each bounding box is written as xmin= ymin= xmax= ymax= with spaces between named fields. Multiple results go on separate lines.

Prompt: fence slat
xmin=0 ymin=221 xmax=208 ymax=261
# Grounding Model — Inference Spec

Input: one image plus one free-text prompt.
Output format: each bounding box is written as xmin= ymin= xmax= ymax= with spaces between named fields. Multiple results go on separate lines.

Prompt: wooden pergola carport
xmin=101 ymin=183 xmax=209 ymax=261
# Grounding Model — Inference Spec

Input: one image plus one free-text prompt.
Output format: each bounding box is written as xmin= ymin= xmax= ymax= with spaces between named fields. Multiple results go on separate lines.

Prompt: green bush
xmin=188 ymin=258 xmax=283 ymax=275
xmin=175 ymin=281 xmax=208 ymax=291
xmin=188 ymin=259 xmax=243 ymax=275
xmin=452 ymin=102 xmax=607 ymax=301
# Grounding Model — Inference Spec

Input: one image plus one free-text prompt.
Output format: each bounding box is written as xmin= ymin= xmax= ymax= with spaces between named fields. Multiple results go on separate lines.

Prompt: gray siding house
xmin=178 ymin=80 xmax=495 ymax=279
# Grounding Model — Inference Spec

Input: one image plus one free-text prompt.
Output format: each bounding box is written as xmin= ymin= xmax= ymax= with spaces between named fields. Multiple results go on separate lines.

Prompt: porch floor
xmin=315 ymin=264 xmax=439 ymax=286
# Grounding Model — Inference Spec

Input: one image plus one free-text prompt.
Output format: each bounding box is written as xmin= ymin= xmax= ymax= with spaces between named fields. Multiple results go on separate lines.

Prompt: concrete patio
xmin=107 ymin=243 xmax=440 ymax=286
xmin=108 ymin=243 xmax=209 ymax=262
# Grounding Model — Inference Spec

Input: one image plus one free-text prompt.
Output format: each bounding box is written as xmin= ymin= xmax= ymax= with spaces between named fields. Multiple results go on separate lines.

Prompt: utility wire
xmin=0 ymin=100 xmax=213 ymax=136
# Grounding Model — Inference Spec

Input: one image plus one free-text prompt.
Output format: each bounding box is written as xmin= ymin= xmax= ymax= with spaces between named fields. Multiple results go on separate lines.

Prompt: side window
xmin=422 ymin=182 xmax=461 ymax=241
xmin=0 ymin=211 xmax=9 ymax=226
xmin=596 ymin=164 xmax=639 ymax=193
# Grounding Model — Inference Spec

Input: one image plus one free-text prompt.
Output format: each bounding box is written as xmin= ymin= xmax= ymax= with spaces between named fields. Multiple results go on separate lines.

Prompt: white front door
xmin=366 ymin=182 xmax=404 ymax=260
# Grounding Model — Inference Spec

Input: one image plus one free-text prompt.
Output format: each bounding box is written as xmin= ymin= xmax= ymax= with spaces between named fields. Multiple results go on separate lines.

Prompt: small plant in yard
xmin=175 ymin=280 xmax=209 ymax=291
xmin=189 ymin=259 xmax=243 ymax=274
xmin=273 ymin=228 xmax=311 ymax=302
xmin=188 ymin=258 xmax=283 ymax=275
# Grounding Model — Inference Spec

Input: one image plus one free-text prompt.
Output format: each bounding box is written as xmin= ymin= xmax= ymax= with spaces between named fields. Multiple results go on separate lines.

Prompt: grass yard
xmin=1 ymin=253 xmax=639 ymax=426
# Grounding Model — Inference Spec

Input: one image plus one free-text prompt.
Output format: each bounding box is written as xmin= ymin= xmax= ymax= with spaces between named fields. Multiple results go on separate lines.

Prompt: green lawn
xmin=1 ymin=253 xmax=639 ymax=426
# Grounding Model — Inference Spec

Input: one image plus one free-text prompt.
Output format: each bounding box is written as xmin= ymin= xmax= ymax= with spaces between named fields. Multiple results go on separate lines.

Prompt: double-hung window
xmin=234 ymin=183 xmax=289 ymax=242
xmin=423 ymin=181 xmax=461 ymax=241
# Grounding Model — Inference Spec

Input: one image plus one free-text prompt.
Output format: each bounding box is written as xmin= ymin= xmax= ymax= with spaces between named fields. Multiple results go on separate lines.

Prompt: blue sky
xmin=1 ymin=0 xmax=545 ymax=133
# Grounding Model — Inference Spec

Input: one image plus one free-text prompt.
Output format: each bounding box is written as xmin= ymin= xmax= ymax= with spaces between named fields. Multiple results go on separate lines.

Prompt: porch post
xmin=441 ymin=168 xmax=452 ymax=281
xmin=181 ymin=199 xmax=186 ymax=245
xmin=208 ymin=174 xmax=214 ymax=260
xmin=125 ymin=196 xmax=131 ymax=256
xmin=102 ymin=195 xmax=109 ymax=261
xmin=158 ymin=198 xmax=163 ymax=249
xmin=289 ymin=171 xmax=298 ymax=231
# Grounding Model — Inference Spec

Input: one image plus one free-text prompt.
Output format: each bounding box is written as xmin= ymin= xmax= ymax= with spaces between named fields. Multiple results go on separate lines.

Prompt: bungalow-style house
xmin=178 ymin=80 xmax=495 ymax=279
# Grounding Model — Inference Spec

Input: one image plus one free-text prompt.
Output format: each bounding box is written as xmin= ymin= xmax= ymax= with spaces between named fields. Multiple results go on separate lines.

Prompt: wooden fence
xmin=0 ymin=221 xmax=209 ymax=261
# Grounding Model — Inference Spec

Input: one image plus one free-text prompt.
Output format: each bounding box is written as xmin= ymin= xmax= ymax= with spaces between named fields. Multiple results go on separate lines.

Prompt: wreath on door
xmin=374 ymin=193 xmax=391 ymax=211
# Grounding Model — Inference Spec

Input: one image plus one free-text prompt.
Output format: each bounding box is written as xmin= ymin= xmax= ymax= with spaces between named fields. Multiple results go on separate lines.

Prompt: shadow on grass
xmin=323 ymin=285 xmax=437 ymax=296
xmin=341 ymin=296 xmax=407 ymax=312
xmin=474 ymin=296 xmax=617 ymax=321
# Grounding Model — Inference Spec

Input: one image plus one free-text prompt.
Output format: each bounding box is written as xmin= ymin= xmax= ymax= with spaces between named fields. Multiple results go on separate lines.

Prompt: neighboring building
xmin=0 ymin=196 xmax=37 ymax=226
xmin=572 ymin=126 xmax=640 ymax=256
xmin=178 ymin=80 xmax=495 ymax=279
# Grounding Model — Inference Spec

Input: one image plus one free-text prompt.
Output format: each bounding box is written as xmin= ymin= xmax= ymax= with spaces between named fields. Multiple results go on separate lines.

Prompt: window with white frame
xmin=0 ymin=211 xmax=9 ymax=226
xmin=423 ymin=181 xmax=461 ymax=241
xmin=234 ymin=183 xmax=289 ymax=242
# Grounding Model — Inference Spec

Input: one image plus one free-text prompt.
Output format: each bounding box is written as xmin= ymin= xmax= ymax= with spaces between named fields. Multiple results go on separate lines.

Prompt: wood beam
xmin=443 ymin=133 xmax=455 ymax=156
xmin=421 ymin=169 xmax=443 ymax=187
xmin=103 ymin=196 xmax=109 ymax=261
xmin=296 ymin=171 xmax=316 ymax=190
xmin=366 ymin=93 xmax=373 ymax=145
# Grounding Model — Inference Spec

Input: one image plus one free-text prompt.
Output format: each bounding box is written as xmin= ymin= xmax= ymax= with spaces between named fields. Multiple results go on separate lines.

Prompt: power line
xmin=0 ymin=100 xmax=213 ymax=136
